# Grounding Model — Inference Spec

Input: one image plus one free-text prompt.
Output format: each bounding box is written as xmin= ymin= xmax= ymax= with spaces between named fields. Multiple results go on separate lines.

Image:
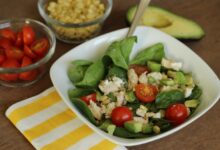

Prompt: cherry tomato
xmin=22 ymin=25 xmax=35 ymax=45
xmin=165 ymin=104 xmax=188 ymax=126
xmin=135 ymin=83 xmax=158 ymax=103
xmin=19 ymin=56 xmax=38 ymax=81
xmin=0 ymin=48 xmax=6 ymax=65
xmin=5 ymin=46 xmax=24 ymax=61
xmin=80 ymin=93 xmax=97 ymax=105
xmin=15 ymin=32 xmax=23 ymax=47
xmin=0 ymin=59 xmax=20 ymax=81
xmin=111 ymin=106 xmax=133 ymax=127
xmin=24 ymin=45 xmax=37 ymax=59
xmin=0 ymin=28 xmax=16 ymax=42
xmin=0 ymin=38 xmax=12 ymax=49
xmin=31 ymin=38 xmax=49 ymax=56
xmin=129 ymin=64 xmax=149 ymax=76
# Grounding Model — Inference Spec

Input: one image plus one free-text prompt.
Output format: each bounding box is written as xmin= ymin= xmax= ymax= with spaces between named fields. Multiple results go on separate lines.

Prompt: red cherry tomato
xmin=135 ymin=83 xmax=158 ymax=103
xmin=129 ymin=64 xmax=149 ymax=76
xmin=0 ymin=38 xmax=12 ymax=49
xmin=165 ymin=104 xmax=188 ymax=126
xmin=31 ymin=38 xmax=49 ymax=56
xmin=5 ymin=47 xmax=24 ymax=61
xmin=80 ymin=93 xmax=97 ymax=105
xmin=0 ymin=59 xmax=20 ymax=81
xmin=0 ymin=28 xmax=16 ymax=42
xmin=15 ymin=32 xmax=23 ymax=47
xmin=111 ymin=106 xmax=133 ymax=127
xmin=0 ymin=48 xmax=6 ymax=65
xmin=24 ymin=45 xmax=37 ymax=59
xmin=22 ymin=25 xmax=35 ymax=45
xmin=19 ymin=56 xmax=38 ymax=81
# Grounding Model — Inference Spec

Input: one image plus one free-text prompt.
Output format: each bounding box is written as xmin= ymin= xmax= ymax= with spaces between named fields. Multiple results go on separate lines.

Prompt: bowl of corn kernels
xmin=38 ymin=0 xmax=113 ymax=44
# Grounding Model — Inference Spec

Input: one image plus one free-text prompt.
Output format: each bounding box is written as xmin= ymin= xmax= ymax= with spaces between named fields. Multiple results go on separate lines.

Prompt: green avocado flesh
xmin=127 ymin=5 xmax=205 ymax=39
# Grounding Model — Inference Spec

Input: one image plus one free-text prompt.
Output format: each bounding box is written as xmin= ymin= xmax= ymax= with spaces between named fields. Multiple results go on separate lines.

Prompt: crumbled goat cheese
xmin=136 ymin=105 xmax=148 ymax=117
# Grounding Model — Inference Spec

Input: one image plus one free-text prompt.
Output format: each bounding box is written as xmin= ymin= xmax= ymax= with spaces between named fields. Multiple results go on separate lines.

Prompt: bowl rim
xmin=38 ymin=0 xmax=113 ymax=28
xmin=0 ymin=18 xmax=56 ymax=73
xmin=50 ymin=26 xmax=220 ymax=146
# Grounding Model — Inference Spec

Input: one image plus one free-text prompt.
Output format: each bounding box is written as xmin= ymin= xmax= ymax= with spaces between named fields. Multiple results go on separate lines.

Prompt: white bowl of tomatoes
xmin=0 ymin=18 xmax=56 ymax=87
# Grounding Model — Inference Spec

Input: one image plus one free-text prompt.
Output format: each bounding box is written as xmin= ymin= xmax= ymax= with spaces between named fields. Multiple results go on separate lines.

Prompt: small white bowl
xmin=50 ymin=26 xmax=220 ymax=146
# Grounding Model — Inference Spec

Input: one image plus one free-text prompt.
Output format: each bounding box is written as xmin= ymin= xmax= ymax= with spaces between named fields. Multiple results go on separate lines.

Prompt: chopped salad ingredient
xmin=67 ymin=36 xmax=202 ymax=138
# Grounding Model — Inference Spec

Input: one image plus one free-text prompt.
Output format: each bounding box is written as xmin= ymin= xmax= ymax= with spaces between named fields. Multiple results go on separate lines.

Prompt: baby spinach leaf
xmin=120 ymin=36 xmax=137 ymax=64
xmin=107 ymin=65 xmax=127 ymax=81
xmin=113 ymin=127 xmax=147 ymax=138
xmin=151 ymin=118 xmax=171 ymax=131
xmin=155 ymin=90 xmax=185 ymax=109
xmin=104 ymin=36 xmax=137 ymax=70
xmin=68 ymin=88 xmax=96 ymax=100
xmin=130 ymin=43 xmax=165 ymax=65
xmin=71 ymin=98 xmax=97 ymax=125
xmin=76 ymin=60 xmax=105 ymax=88
xmin=67 ymin=60 xmax=92 ymax=83
xmin=105 ymin=41 xmax=128 ymax=69
xmin=188 ymin=85 xmax=202 ymax=99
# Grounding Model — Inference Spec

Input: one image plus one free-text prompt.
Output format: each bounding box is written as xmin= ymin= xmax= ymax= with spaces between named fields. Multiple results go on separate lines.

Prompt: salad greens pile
xmin=67 ymin=36 xmax=202 ymax=138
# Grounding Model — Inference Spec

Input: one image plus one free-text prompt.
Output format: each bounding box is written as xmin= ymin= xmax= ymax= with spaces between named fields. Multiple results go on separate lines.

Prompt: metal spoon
xmin=127 ymin=0 xmax=151 ymax=37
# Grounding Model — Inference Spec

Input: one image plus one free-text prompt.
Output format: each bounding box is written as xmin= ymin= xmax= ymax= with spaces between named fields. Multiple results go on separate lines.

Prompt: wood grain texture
xmin=0 ymin=0 xmax=219 ymax=149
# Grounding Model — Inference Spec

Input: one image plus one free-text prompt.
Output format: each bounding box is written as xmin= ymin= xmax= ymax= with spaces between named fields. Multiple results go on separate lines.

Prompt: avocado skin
xmin=126 ymin=5 xmax=205 ymax=40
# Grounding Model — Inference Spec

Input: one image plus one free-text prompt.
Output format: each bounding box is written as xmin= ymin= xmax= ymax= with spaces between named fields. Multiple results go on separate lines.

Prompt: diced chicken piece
xmin=133 ymin=117 xmax=148 ymax=124
xmin=115 ymin=91 xmax=126 ymax=107
xmin=128 ymin=69 xmax=138 ymax=90
xmin=139 ymin=72 xmax=148 ymax=84
xmin=184 ymin=87 xmax=193 ymax=98
xmin=105 ymin=102 xmax=116 ymax=118
xmin=136 ymin=105 xmax=148 ymax=117
xmin=88 ymin=101 xmax=102 ymax=120
xmin=99 ymin=76 xmax=124 ymax=95
xmin=161 ymin=58 xmax=182 ymax=71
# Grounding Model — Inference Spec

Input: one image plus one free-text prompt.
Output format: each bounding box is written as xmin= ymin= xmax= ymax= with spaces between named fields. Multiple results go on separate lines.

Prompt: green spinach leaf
xmin=67 ymin=60 xmax=92 ymax=83
xmin=76 ymin=60 xmax=105 ymax=88
xmin=155 ymin=90 xmax=185 ymax=108
xmin=188 ymin=85 xmax=202 ymax=99
xmin=107 ymin=65 xmax=127 ymax=81
xmin=151 ymin=118 xmax=171 ymax=131
xmin=71 ymin=98 xmax=97 ymax=125
xmin=130 ymin=43 xmax=165 ymax=65
xmin=68 ymin=88 xmax=96 ymax=100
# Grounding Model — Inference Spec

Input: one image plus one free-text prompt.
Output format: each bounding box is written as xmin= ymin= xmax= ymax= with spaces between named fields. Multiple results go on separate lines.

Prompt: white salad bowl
xmin=50 ymin=26 xmax=220 ymax=146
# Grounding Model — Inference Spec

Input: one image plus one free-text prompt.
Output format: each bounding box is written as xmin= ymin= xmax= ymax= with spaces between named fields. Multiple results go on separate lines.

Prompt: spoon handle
xmin=127 ymin=0 xmax=151 ymax=37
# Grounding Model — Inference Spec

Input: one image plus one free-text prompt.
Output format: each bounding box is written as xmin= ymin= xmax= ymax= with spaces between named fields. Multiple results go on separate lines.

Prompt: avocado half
xmin=126 ymin=5 xmax=205 ymax=39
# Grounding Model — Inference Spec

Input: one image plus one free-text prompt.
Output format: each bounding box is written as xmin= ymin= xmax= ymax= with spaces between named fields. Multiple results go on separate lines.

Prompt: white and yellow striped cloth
xmin=5 ymin=87 xmax=127 ymax=150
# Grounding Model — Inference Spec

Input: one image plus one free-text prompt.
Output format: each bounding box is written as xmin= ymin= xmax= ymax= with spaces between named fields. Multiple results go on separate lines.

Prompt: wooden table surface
xmin=0 ymin=0 xmax=220 ymax=150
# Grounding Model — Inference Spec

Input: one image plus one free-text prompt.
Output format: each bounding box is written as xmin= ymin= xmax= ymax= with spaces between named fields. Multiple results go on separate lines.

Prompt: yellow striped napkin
xmin=5 ymin=87 xmax=127 ymax=150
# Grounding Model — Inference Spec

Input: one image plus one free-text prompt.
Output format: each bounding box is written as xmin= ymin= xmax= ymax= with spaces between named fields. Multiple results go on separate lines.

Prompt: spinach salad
xmin=67 ymin=36 xmax=202 ymax=138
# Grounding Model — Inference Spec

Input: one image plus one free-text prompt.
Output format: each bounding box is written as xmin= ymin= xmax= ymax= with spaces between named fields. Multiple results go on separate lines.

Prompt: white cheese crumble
xmin=133 ymin=117 xmax=148 ymax=124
